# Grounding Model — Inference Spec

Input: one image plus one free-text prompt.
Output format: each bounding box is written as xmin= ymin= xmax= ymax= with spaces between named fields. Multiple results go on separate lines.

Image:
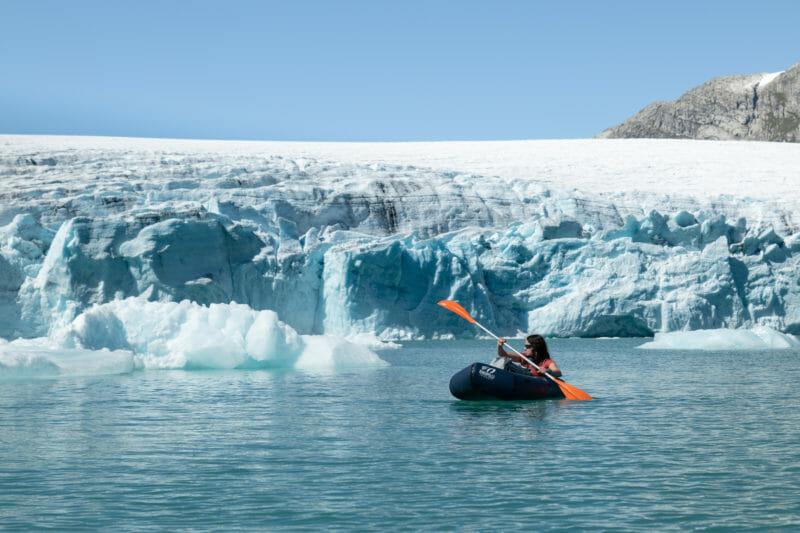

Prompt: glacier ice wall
xmin=2 ymin=136 xmax=800 ymax=340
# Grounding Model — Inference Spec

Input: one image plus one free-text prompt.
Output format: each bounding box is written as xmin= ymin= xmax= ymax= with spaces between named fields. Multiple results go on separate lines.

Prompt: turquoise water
xmin=2 ymin=338 xmax=800 ymax=531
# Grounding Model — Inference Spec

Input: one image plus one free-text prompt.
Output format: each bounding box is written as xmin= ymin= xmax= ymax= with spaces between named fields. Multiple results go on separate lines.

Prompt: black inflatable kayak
xmin=449 ymin=362 xmax=565 ymax=401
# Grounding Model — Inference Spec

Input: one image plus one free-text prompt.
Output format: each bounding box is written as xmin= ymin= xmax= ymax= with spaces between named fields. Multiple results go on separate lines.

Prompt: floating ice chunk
xmin=295 ymin=335 xmax=390 ymax=371
xmin=0 ymin=339 xmax=135 ymax=379
xmin=638 ymin=327 xmax=800 ymax=350
xmin=344 ymin=333 xmax=402 ymax=350
xmin=55 ymin=297 xmax=387 ymax=370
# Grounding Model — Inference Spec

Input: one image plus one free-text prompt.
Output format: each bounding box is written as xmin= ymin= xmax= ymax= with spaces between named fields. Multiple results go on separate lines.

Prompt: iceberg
xmin=62 ymin=298 xmax=389 ymax=370
xmin=1 ymin=135 xmax=800 ymax=342
xmin=0 ymin=298 xmax=387 ymax=379
xmin=638 ymin=327 xmax=800 ymax=350
xmin=0 ymin=341 xmax=135 ymax=379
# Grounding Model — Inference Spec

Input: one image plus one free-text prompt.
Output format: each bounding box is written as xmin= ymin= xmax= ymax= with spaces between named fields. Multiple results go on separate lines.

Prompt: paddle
xmin=437 ymin=299 xmax=593 ymax=401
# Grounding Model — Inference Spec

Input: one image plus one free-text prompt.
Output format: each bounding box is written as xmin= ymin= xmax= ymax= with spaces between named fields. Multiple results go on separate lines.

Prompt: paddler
xmin=496 ymin=334 xmax=562 ymax=378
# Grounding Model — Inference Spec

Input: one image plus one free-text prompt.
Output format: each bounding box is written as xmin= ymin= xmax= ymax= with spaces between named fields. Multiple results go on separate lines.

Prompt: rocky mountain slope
xmin=597 ymin=62 xmax=800 ymax=141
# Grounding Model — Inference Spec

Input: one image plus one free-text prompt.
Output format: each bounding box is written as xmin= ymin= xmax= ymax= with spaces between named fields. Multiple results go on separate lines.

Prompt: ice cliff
xmin=1 ymin=135 xmax=800 ymax=340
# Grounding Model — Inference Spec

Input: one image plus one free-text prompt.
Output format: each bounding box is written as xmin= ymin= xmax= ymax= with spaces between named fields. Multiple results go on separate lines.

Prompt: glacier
xmin=1 ymin=135 xmax=800 ymax=346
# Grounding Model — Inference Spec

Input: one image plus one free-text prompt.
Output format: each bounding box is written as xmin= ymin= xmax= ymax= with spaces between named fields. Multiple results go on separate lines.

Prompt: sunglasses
xmin=525 ymin=344 xmax=533 ymax=349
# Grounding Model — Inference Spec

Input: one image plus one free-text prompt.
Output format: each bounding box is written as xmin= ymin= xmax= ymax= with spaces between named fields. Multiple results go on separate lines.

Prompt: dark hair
xmin=526 ymin=334 xmax=550 ymax=364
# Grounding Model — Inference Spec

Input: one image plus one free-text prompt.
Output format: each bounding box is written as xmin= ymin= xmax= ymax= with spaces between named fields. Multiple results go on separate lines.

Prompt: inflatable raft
xmin=449 ymin=362 xmax=565 ymax=401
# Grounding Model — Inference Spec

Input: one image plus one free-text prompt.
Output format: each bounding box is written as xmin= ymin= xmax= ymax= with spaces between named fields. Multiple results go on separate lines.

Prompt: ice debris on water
xmin=0 ymin=298 xmax=388 ymax=378
xmin=637 ymin=327 xmax=800 ymax=350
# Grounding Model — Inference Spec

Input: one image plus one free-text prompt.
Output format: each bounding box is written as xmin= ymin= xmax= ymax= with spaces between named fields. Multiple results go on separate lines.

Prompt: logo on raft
xmin=478 ymin=366 xmax=497 ymax=380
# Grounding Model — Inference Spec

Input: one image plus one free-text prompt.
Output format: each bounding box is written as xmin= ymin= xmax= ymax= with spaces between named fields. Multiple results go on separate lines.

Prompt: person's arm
xmin=497 ymin=338 xmax=526 ymax=364
xmin=497 ymin=337 xmax=510 ymax=358
xmin=497 ymin=337 xmax=521 ymax=360
xmin=541 ymin=361 xmax=562 ymax=378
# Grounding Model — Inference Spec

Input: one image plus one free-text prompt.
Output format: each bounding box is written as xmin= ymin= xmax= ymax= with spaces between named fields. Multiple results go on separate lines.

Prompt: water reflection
xmin=451 ymin=398 xmax=570 ymax=415
xmin=448 ymin=398 xmax=573 ymax=438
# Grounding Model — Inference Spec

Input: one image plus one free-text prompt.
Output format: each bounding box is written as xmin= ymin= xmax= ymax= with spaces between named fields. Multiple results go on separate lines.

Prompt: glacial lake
xmin=2 ymin=338 xmax=799 ymax=531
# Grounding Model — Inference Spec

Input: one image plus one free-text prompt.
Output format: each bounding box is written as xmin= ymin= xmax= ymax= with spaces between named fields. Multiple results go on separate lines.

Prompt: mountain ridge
xmin=597 ymin=62 xmax=800 ymax=142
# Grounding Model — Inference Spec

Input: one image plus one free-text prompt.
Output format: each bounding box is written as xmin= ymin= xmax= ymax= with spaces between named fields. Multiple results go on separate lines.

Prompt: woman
xmin=496 ymin=334 xmax=562 ymax=378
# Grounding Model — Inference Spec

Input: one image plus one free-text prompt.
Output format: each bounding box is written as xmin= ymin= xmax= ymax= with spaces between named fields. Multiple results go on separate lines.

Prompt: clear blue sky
xmin=2 ymin=0 xmax=798 ymax=141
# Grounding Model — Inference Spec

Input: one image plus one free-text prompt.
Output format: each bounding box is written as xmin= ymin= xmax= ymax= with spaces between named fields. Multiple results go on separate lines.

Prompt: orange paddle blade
xmin=554 ymin=379 xmax=593 ymax=401
xmin=437 ymin=300 xmax=476 ymax=323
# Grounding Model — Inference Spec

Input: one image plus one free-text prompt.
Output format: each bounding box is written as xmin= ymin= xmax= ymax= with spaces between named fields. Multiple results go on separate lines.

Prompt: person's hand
xmin=497 ymin=337 xmax=506 ymax=346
